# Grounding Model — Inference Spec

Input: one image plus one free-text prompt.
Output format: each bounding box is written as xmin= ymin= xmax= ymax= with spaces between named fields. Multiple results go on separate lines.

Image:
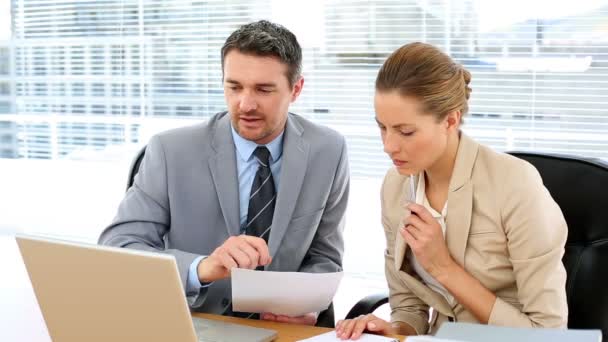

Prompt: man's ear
xmin=290 ymin=76 xmax=304 ymax=102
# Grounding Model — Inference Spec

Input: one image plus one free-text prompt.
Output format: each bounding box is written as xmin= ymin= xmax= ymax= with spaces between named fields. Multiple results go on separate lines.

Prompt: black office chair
xmin=508 ymin=152 xmax=608 ymax=339
xmin=126 ymin=145 xmax=147 ymax=191
xmin=126 ymin=145 xmax=336 ymax=328
xmin=346 ymin=152 xmax=608 ymax=339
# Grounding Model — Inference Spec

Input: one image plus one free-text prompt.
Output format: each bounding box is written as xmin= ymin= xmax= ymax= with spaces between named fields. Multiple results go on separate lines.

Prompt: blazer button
xmin=222 ymin=298 xmax=229 ymax=306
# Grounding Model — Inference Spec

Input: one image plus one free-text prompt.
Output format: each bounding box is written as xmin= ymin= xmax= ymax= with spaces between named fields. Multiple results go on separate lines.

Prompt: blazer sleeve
xmin=298 ymin=136 xmax=349 ymax=273
xmin=98 ymin=135 xmax=201 ymax=294
xmin=489 ymin=161 xmax=568 ymax=328
xmin=381 ymin=173 xmax=430 ymax=335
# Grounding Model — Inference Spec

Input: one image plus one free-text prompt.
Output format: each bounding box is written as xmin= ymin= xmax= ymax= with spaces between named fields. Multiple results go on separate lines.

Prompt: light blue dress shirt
xmin=186 ymin=125 xmax=284 ymax=295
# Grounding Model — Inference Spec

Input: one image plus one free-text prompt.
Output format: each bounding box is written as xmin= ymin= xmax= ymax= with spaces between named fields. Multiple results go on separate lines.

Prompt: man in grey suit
xmin=98 ymin=20 xmax=349 ymax=326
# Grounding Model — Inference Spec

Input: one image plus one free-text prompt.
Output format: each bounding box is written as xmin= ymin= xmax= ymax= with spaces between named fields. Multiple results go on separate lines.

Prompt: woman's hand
xmin=335 ymin=314 xmax=395 ymax=340
xmin=401 ymin=203 xmax=456 ymax=281
xmin=403 ymin=204 xmax=498 ymax=324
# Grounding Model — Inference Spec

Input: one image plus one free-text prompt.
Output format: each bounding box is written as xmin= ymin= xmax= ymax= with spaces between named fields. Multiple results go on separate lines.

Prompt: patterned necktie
xmin=245 ymin=146 xmax=276 ymax=244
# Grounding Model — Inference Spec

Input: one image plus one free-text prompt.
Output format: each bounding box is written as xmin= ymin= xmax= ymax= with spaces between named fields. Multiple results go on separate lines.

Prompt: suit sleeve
xmin=489 ymin=162 xmax=568 ymax=328
xmin=381 ymin=174 xmax=430 ymax=335
xmin=98 ymin=135 xmax=202 ymax=296
xmin=298 ymin=136 xmax=349 ymax=274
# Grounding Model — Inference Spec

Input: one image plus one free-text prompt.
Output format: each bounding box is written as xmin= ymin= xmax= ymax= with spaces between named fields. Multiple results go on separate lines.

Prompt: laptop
xmin=16 ymin=234 xmax=277 ymax=342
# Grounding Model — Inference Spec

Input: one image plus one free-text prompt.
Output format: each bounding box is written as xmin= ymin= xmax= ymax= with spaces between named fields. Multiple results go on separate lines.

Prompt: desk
xmin=193 ymin=313 xmax=404 ymax=341
xmin=1 ymin=235 xmax=404 ymax=341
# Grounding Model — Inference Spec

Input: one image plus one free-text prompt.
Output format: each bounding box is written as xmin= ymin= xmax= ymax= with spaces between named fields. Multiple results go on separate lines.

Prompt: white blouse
xmin=407 ymin=171 xmax=454 ymax=305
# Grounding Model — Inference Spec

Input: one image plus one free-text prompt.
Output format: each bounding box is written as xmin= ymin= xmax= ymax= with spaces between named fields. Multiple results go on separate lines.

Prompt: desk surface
xmin=196 ymin=313 xmax=333 ymax=341
xmin=1 ymin=235 xmax=404 ymax=341
xmin=194 ymin=313 xmax=405 ymax=341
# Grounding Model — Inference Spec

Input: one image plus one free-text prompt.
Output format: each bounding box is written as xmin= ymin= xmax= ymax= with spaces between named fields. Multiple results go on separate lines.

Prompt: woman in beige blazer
xmin=336 ymin=43 xmax=568 ymax=339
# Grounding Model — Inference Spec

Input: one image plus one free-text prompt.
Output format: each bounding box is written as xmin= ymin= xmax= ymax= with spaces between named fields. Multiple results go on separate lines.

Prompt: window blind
xmin=3 ymin=0 xmax=607 ymax=177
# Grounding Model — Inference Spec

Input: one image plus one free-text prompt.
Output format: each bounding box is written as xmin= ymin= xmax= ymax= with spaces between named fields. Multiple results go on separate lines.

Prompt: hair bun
xmin=461 ymin=67 xmax=472 ymax=100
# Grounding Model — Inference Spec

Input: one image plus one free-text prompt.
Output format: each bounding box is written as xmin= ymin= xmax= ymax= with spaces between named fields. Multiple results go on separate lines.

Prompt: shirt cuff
xmin=391 ymin=311 xmax=429 ymax=335
xmin=186 ymin=255 xmax=212 ymax=296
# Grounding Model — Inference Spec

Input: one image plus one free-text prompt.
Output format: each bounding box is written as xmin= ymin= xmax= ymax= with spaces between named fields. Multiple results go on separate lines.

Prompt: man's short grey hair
xmin=221 ymin=20 xmax=302 ymax=86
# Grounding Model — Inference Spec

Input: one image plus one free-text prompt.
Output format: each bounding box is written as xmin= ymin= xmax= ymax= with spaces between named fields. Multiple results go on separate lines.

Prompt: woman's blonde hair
xmin=376 ymin=42 xmax=472 ymax=122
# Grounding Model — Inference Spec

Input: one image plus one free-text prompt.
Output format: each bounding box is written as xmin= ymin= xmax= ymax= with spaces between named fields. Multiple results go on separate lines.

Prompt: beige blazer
xmin=381 ymin=133 xmax=568 ymax=334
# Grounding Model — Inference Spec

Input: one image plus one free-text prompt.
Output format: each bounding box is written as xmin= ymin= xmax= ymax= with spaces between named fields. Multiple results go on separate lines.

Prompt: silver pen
xmin=409 ymin=174 xmax=416 ymax=204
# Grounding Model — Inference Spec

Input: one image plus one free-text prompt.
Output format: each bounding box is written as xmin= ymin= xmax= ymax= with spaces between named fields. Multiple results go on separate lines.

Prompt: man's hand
xmin=261 ymin=312 xmax=317 ymax=326
xmin=197 ymin=235 xmax=271 ymax=283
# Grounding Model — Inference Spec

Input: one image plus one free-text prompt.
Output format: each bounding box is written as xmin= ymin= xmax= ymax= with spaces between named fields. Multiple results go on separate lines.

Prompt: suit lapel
xmin=208 ymin=113 xmax=241 ymax=236
xmin=445 ymin=133 xmax=478 ymax=267
xmin=267 ymin=115 xmax=309 ymax=258
xmin=446 ymin=183 xmax=473 ymax=267
xmin=394 ymin=175 xmax=414 ymax=271
xmin=393 ymin=174 xmax=455 ymax=316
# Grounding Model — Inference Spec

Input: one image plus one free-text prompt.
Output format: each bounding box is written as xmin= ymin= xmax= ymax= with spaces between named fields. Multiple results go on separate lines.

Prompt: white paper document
xmin=296 ymin=331 xmax=399 ymax=342
xmin=231 ymin=269 xmax=343 ymax=317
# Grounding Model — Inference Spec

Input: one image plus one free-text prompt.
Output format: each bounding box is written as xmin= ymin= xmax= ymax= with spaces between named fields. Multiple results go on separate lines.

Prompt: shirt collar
xmin=416 ymin=171 xmax=447 ymax=218
xmin=230 ymin=124 xmax=284 ymax=163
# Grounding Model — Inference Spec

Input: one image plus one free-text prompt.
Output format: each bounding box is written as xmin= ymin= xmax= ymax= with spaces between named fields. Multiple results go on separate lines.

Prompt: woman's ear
xmin=445 ymin=110 xmax=461 ymax=131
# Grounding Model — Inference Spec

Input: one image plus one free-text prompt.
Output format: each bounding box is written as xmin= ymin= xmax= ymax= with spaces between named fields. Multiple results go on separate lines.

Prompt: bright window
xmin=1 ymin=0 xmax=607 ymax=319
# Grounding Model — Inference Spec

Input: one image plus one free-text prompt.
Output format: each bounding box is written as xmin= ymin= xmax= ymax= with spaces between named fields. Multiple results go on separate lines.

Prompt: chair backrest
xmin=508 ymin=152 xmax=608 ymax=338
xmin=126 ymin=145 xmax=147 ymax=191
xmin=125 ymin=145 xmax=336 ymax=327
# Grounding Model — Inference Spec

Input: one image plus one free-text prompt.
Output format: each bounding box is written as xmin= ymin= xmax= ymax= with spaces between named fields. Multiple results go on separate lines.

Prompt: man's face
xmin=223 ymin=50 xmax=304 ymax=144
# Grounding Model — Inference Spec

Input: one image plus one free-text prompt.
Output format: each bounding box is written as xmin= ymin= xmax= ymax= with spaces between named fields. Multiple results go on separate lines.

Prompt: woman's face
xmin=374 ymin=91 xmax=457 ymax=176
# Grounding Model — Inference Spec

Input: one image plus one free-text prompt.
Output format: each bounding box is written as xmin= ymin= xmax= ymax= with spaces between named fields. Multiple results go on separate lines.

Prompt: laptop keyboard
xmin=191 ymin=317 xmax=276 ymax=342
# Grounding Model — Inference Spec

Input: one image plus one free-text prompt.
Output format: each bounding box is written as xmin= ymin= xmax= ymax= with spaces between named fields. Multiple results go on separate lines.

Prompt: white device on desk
xmin=435 ymin=322 xmax=601 ymax=342
xmin=16 ymin=234 xmax=277 ymax=342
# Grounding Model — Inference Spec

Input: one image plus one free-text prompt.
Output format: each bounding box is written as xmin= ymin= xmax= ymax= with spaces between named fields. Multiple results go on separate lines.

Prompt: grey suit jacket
xmin=99 ymin=111 xmax=350 ymax=314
